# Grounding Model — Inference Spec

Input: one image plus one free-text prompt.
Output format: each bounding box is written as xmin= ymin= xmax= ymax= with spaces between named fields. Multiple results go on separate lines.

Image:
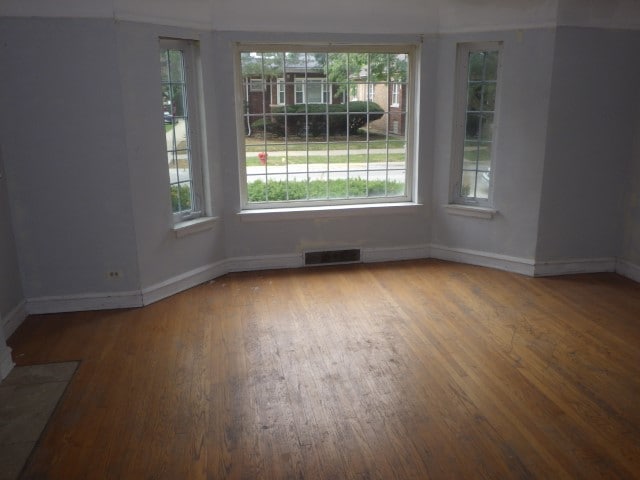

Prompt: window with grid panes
xmin=159 ymin=38 xmax=204 ymax=222
xmin=237 ymin=45 xmax=415 ymax=208
xmin=451 ymin=42 xmax=501 ymax=206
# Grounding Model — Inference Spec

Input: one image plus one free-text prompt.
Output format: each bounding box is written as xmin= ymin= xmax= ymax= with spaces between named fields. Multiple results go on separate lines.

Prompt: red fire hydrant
xmin=258 ymin=152 xmax=268 ymax=165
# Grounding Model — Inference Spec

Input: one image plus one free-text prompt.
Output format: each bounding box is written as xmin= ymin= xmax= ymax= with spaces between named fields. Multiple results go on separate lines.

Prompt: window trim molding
xmin=449 ymin=41 xmax=503 ymax=209
xmin=294 ymin=77 xmax=330 ymax=105
xmin=276 ymin=77 xmax=286 ymax=105
xmin=159 ymin=37 xmax=208 ymax=224
xmin=172 ymin=216 xmax=218 ymax=237
xmin=391 ymin=82 xmax=400 ymax=107
xmin=234 ymin=42 xmax=419 ymax=212
xmin=238 ymin=202 xmax=422 ymax=222
xmin=249 ymin=78 xmax=265 ymax=92
xmin=443 ymin=204 xmax=497 ymax=219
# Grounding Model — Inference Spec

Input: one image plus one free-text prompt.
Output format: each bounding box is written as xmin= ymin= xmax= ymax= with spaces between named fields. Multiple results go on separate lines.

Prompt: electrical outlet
xmin=106 ymin=270 xmax=122 ymax=279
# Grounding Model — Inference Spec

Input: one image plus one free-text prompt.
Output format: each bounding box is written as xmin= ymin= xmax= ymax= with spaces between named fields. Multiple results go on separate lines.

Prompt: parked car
xmin=163 ymin=111 xmax=173 ymax=124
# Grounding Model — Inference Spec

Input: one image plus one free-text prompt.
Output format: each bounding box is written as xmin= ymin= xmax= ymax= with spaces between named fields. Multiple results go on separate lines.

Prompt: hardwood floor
xmin=8 ymin=260 xmax=640 ymax=479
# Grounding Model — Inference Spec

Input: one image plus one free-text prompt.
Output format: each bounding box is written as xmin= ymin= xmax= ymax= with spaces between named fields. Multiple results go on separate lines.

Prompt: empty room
xmin=1 ymin=0 xmax=639 ymax=478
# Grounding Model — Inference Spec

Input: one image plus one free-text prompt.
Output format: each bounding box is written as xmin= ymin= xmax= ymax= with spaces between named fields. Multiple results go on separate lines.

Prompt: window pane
xmin=479 ymin=114 xmax=494 ymax=141
xmin=368 ymin=54 xmax=388 ymax=82
xmin=465 ymin=114 xmax=481 ymax=141
xmin=461 ymin=170 xmax=477 ymax=198
xmin=467 ymin=84 xmax=483 ymax=112
xmin=389 ymin=54 xmax=408 ymax=82
xmin=468 ymin=52 xmax=486 ymax=81
xmin=484 ymin=51 xmax=499 ymax=81
xmin=482 ymin=84 xmax=496 ymax=110
xmin=306 ymin=81 xmax=323 ymax=103
xmin=456 ymin=44 xmax=500 ymax=204
xmin=263 ymin=52 xmax=284 ymax=78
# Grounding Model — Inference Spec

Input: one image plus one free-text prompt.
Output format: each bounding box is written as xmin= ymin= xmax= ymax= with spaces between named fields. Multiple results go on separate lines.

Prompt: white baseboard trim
xmin=362 ymin=244 xmax=431 ymax=263
xmin=0 ymin=314 xmax=14 ymax=379
xmin=0 ymin=343 xmax=13 ymax=380
xmin=141 ymin=260 xmax=227 ymax=306
xmin=430 ymin=244 xmax=536 ymax=276
xmin=533 ymin=257 xmax=616 ymax=277
xmin=616 ymin=259 xmax=640 ymax=283
xmin=16 ymin=250 xmax=635 ymax=317
xmin=3 ymin=301 xmax=28 ymax=339
xmin=225 ymin=253 xmax=304 ymax=272
xmin=27 ymin=290 xmax=143 ymax=315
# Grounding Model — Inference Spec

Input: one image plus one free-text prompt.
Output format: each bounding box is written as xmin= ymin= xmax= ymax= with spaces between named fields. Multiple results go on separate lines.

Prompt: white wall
xmin=557 ymin=0 xmax=640 ymax=29
xmin=0 ymin=318 xmax=14 ymax=379
xmin=208 ymin=0 xmax=439 ymax=34
xmin=439 ymin=0 xmax=559 ymax=32
xmin=620 ymin=92 xmax=640 ymax=272
xmin=210 ymin=31 xmax=432 ymax=261
xmin=0 ymin=0 xmax=565 ymax=34
xmin=430 ymin=28 xmax=556 ymax=264
xmin=115 ymin=23 xmax=226 ymax=292
xmin=0 ymin=142 xmax=23 ymax=324
xmin=0 ymin=19 xmax=141 ymax=302
xmin=535 ymin=28 xmax=640 ymax=262
xmin=0 ymin=111 xmax=21 ymax=374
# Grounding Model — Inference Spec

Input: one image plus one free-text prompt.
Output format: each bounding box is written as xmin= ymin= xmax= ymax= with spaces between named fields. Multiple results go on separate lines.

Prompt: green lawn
xmin=245 ymin=152 xmax=406 ymax=167
xmin=248 ymin=178 xmax=405 ymax=202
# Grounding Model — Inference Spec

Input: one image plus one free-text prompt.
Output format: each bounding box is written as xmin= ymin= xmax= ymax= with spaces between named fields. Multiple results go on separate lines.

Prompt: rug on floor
xmin=0 ymin=362 xmax=78 ymax=480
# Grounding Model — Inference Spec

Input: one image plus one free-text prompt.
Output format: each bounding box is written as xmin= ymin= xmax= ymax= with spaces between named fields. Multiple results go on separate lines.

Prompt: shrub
xmin=251 ymin=118 xmax=284 ymax=137
xmin=170 ymin=184 xmax=191 ymax=212
xmin=270 ymin=101 xmax=383 ymax=136
xmin=247 ymin=178 xmax=404 ymax=202
xmin=345 ymin=101 xmax=384 ymax=134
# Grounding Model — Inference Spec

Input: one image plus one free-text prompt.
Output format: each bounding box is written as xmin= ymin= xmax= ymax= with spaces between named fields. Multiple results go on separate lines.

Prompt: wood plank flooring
xmin=8 ymin=259 xmax=640 ymax=479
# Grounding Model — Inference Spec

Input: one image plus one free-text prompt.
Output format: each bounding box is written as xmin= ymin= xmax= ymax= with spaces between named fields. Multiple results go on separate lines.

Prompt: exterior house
xmin=242 ymin=54 xmax=338 ymax=116
xmin=242 ymin=52 xmax=407 ymax=136
xmin=351 ymin=81 xmax=407 ymax=135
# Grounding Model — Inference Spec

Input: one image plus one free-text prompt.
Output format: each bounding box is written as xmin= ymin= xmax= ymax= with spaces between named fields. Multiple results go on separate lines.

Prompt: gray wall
xmin=621 ymin=93 xmax=640 ymax=265
xmin=536 ymin=28 xmax=640 ymax=261
xmin=0 ymin=146 xmax=23 ymax=319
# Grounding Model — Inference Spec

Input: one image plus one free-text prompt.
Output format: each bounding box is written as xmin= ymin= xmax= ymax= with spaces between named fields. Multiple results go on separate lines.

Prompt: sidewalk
xmin=246 ymin=148 xmax=406 ymax=157
xmin=169 ymin=162 xmax=406 ymax=184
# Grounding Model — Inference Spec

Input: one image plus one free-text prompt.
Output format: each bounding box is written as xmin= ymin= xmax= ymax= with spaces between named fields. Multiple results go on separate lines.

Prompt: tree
xmin=314 ymin=52 xmax=409 ymax=98
xmin=240 ymin=50 xmax=409 ymax=95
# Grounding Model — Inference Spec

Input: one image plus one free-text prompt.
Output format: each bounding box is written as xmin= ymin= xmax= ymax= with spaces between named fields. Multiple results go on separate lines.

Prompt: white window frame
xmin=277 ymin=78 xmax=286 ymax=105
xmin=294 ymin=78 xmax=330 ymax=105
xmin=235 ymin=44 xmax=417 ymax=211
xmin=249 ymin=78 xmax=265 ymax=92
xmin=391 ymin=83 xmax=400 ymax=107
xmin=160 ymin=38 xmax=206 ymax=224
xmin=450 ymin=41 xmax=502 ymax=208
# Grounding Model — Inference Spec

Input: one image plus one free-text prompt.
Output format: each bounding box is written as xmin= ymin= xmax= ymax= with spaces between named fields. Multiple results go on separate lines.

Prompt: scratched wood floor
xmin=8 ymin=259 xmax=640 ymax=479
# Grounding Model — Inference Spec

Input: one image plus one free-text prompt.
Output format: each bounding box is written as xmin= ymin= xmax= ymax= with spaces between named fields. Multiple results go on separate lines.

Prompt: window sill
xmin=172 ymin=216 xmax=217 ymax=238
xmin=239 ymin=202 xmax=422 ymax=222
xmin=444 ymin=204 xmax=497 ymax=219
